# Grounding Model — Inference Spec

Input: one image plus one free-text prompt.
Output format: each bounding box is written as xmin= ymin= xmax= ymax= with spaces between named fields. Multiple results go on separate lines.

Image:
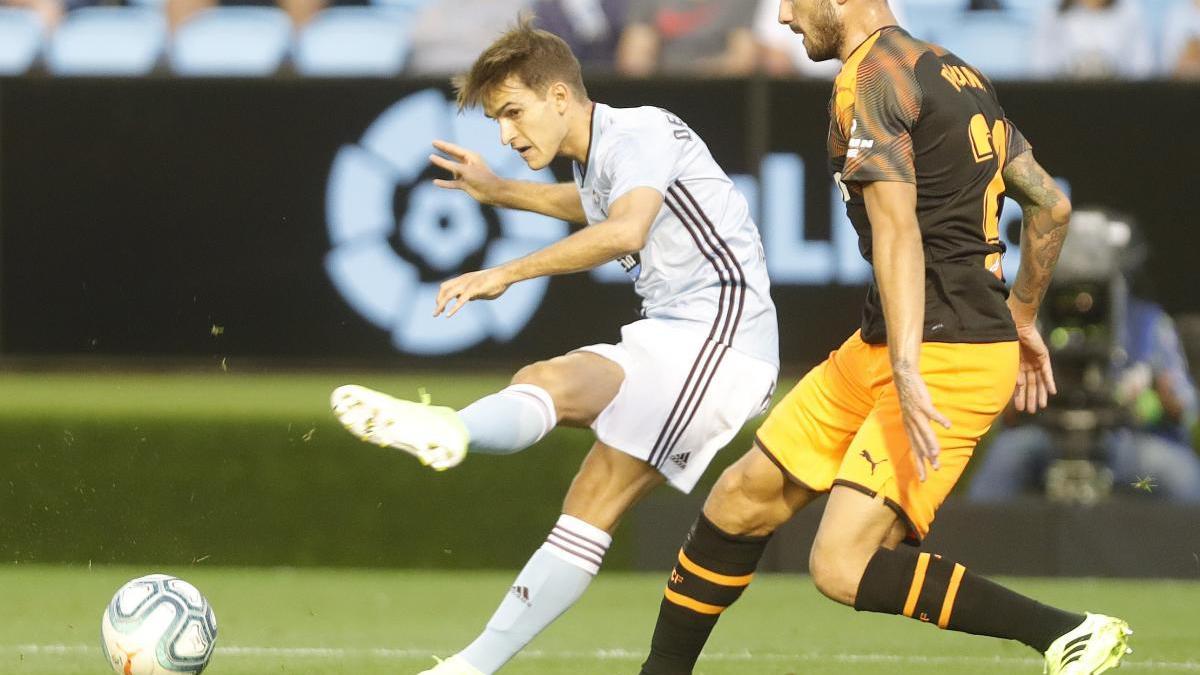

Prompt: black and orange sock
xmin=640 ymin=515 xmax=771 ymax=675
xmin=854 ymin=547 xmax=1083 ymax=653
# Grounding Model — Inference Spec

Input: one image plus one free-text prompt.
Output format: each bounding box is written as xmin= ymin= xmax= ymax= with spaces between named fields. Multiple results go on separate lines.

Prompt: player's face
xmin=779 ymin=0 xmax=844 ymax=62
xmin=483 ymin=77 xmax=569 ymax=171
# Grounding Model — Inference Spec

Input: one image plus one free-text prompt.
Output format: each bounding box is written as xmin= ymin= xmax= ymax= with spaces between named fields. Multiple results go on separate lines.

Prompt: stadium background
xmin=1 ymin=2 xmax=1199 ymax=673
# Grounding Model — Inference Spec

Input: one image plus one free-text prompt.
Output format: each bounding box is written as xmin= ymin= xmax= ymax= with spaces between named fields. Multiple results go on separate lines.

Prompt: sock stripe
xmin=663 ymin=587 xmax=725 ymax=615
xmin=641 ymin=516 xmax=771 ymax=675
xmin=506 ymin=387 xmax=556 ymax=430
xmin=856 ymin=547 xmax=1084 ymax=654
xmin=551 ymin=525 xmax=607 ymax=557
xmin=902 ymin=552 xmax=932 ymax=618
xmin=544 ymin=536 xmax=603 ymax=568
xmin=936 ymin=563 xmax=967 ymax=629
xmin=676 ymin=549 xmax=754 ymax=587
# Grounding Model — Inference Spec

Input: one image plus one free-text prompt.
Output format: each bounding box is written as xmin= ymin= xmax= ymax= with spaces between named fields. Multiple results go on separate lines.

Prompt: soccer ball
xmin=100 ymin=574 xmax=218 ymax=674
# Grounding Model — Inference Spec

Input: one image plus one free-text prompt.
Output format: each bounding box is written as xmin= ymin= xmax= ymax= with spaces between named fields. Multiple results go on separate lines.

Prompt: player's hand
xmin=433 ymin=267 xmax=513 ymax=318
xmin=430 ymin=140 xmax=502 ymax=205
xmin=1013 ymin=322 xmax=1057 ymax=413
xmin=893 ymin=366 xmax=951 ymax=482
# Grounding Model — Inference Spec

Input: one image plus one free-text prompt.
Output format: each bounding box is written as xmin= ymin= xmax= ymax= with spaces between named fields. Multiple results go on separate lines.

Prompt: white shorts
xmin=576 ymin=319 xmax=778 ymax=493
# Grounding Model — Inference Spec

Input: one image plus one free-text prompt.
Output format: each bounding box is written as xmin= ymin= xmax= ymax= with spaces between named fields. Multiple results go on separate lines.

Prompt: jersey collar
xmin=577 ymin=102 xmax=600 ymax=183
xmin=842 ymin=24 xmax=899 ymax=65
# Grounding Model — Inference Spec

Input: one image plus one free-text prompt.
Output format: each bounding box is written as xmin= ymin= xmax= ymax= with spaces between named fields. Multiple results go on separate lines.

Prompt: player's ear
xmin=550 ymin=82 xmax=570 ymax=114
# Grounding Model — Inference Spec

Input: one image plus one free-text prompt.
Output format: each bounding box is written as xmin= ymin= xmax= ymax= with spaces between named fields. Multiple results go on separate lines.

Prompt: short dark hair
xmin=454 ymin=15 xmax=588 ymax=111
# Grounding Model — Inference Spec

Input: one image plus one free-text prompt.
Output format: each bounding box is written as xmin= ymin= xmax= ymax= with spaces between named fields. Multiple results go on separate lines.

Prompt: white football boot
xmin=1044 ymin=613 xmax=1133 ymax=674
xmin=417 ymin=654 xmax=485 ymax=675
xmin=330 ymin=385 xmax=469 ymax=471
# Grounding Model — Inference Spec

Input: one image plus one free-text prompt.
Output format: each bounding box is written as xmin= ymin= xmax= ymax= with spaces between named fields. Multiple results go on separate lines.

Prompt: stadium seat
xmin=369 ymin=0 xmax=431 ymax=12
xmin=46 ymin=7 xmax=166 ymax=76
xmin=294 ymin=7 xmax=411 ymax=76
xmin=937 ymin=11 xmax=1034 ymax=79
xmin=0 ymin=8 xmax=43 ymax=75
xmin=1000 ymin=0 xmax=1056 ymax=22
xmin=170 ymin=7 xmax=292 ymax=76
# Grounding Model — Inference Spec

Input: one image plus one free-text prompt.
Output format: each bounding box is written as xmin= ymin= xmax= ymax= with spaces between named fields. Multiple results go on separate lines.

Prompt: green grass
xmin=0 ymin=372 xmax=515 ymax=420
xmin=0 ymin=374 xmax=1195 ymax=672
xmin=2 ymin=566 xmax=1197 ymax=674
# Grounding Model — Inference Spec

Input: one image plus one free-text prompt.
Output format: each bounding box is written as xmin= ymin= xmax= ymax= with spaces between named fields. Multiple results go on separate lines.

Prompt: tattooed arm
xmin=1004 ymin=150 xmax=1072 ymax=326
xmin=1003 ymin=150 xmax=1072 ymax=412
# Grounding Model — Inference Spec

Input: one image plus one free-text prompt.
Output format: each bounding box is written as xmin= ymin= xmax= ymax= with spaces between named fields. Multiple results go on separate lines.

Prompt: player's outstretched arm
xmin=1003 ymin=150 xmax=1072 ymax=412
xmin=430 ymin=140 xmax=587 ymax=224
xmin=864 ymin=180 xmax=951 ymax=482
xmin=433 ymin=187 xmax=660 ymax=318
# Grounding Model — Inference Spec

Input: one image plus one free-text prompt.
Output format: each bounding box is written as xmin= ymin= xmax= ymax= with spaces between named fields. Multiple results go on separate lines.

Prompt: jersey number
xmin=969 ymin=113 xmax=1007 ymax=279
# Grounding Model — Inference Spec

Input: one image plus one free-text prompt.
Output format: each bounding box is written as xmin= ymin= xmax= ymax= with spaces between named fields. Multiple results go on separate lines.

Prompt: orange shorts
xmin=756 ymin=330 xmax=1018 ymax=543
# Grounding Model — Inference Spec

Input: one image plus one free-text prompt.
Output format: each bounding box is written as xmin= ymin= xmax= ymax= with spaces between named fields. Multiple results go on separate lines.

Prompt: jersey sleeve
xmin=839 ymin=62 xmax=923 ymax=185
xmin=1003 ymin=118 xmax=1032 ymax=167
xmin=601 ymin=113 xmax=688 ymax=203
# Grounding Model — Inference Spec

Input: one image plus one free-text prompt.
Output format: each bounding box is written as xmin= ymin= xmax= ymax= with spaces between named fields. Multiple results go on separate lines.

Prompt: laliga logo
xmin=325 ymin=89 xmax=567 ymax=355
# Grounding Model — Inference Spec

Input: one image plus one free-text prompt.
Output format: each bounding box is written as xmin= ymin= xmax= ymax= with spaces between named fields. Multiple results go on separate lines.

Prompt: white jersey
xmin=573 ymin=103 xmax=778 ymax=367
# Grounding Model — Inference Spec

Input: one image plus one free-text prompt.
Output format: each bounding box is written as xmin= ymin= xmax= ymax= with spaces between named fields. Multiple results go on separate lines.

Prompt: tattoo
xmin=1004 ymin=152 xmax=1068 ymax=310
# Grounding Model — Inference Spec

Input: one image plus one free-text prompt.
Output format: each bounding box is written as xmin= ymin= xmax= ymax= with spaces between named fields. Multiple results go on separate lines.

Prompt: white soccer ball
xmin=100 ymin=574 xmax=218 ymax=674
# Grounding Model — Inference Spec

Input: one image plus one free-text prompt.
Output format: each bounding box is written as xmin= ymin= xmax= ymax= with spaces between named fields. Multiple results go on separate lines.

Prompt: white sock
xmin=456 ymin=515 xmax=612 ymax=673
xmin=458 ymin=384 xmax=557 ymax=455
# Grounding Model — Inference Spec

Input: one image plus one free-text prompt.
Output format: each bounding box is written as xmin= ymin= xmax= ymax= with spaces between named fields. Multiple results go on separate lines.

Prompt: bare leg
xmin=457 ymin=351 xmax=623 ymax=456
xmin=818 ymin=486 xmax=1089 ymax=659
xmin=808 ymin=486 xmax=907 ymax=606
xmin=277 ymin=0 xmax=323 ymax=27
xmin=641 ymin=446 xmax=818 ymax=675
xmin=562 ymin=441 xmax=665 ymax=533
xmin=702 ymin=445 xmax=820 ymax=535
xmin=510 ymin=351 xmax=624 ymax=428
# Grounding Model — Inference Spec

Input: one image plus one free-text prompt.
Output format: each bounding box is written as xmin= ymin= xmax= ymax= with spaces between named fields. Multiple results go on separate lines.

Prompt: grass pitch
xmin=1 ymin=373 xmax=1197 ymax=672
xmin=2 ymin=566 xmax=1197 ymax=674
xmin=0 ymin=371 xmax=516 ymax=420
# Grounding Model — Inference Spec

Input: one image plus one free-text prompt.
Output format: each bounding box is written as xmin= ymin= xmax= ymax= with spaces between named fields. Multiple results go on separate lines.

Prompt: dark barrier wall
xmin=1 ymin=78 xmax=1198 ymax=365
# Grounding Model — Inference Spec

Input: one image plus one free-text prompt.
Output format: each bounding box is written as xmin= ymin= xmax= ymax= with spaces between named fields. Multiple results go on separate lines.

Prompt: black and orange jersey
xmin=828 ymin=25 xmax=1030 ymax=345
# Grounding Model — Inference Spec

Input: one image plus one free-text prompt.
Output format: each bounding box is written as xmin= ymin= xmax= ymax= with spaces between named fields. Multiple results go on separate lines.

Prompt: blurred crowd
xmin=1 ymin=0 xmax=1199 ymax=79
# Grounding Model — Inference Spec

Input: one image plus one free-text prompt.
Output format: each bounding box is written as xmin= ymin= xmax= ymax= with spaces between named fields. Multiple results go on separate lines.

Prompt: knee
xmin=512 ymin=360 xmax=559 ymax=390
xmin=512 ymin=360 xmax=569 ymax=418
xmin=808 ymin=542 xmax=864 ymax=606
xmin=703 ymin=465 xmax=777 ymax=537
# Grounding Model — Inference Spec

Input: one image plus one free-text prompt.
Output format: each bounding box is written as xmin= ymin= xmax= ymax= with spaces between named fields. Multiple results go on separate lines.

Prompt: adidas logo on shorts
xmin=669 ymin=453 xmax=691 ymax=469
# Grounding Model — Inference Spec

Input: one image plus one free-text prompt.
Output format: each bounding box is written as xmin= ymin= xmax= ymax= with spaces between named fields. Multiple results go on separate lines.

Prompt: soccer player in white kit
xmin=330 ymin=18 xmax=778 ymax=675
